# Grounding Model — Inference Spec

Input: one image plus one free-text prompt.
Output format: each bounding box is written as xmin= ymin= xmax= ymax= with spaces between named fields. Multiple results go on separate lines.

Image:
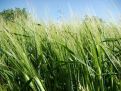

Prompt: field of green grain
xmin=0 ymin=9 xmax=121 ymax=91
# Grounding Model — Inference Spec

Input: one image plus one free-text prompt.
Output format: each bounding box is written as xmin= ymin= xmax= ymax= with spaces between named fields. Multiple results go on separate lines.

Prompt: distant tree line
xmin=0 ymin=8 xmax=28 ymax=22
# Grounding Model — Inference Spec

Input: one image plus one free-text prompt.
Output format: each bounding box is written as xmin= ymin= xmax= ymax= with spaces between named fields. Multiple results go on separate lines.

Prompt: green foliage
xmin=0 ymin=10 xmax=121 ymax=91
xmin=0 ymin=8 xmax=28 ymax=22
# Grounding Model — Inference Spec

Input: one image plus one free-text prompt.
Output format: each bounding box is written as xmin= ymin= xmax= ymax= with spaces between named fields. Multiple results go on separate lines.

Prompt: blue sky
xmin=0 ymin=0 xmax=121 ymax=21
